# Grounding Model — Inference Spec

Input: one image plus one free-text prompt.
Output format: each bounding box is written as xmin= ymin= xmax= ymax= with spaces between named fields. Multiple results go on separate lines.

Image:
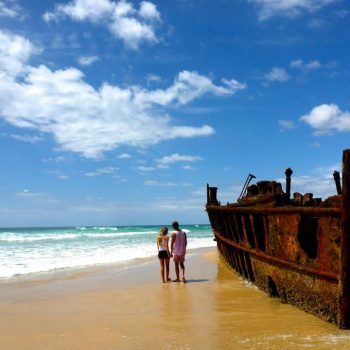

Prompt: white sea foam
xmin=0 ymin=225 xmax=214 ymax=279
xmin=0 ymin=233 xmax=79 ymax=242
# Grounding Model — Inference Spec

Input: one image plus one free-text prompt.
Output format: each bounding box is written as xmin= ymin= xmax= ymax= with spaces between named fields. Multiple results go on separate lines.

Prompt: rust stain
xmin=206 ymin=149 xmax=350 ymax=329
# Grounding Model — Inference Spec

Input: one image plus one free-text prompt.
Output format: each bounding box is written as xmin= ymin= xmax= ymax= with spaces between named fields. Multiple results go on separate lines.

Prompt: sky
xmin=0 ymin=0 xmax=349 ymax=227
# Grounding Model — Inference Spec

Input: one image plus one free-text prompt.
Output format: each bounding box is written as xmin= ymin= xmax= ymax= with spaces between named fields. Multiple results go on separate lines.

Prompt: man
xmin=170 ymin=221 xmax=187 ymax=283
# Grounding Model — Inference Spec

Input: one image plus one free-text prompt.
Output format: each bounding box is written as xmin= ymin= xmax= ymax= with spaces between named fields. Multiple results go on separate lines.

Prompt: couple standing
xmin=156 ymin=221 xmax=187 ymax=283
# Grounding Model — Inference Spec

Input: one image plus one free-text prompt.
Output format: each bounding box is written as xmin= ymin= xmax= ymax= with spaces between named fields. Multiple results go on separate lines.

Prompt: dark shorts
xmin=158 ymin=250 xmax=169 ymax=259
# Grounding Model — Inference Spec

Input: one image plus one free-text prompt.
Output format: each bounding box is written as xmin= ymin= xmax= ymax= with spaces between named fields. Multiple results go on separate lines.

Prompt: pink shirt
xmin=172 ymin=230 xmax=187 ymax=256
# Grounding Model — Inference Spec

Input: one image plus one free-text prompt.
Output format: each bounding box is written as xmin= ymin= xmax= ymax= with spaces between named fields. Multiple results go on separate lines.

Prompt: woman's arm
xmin=165 ymin=236 xmax=171 ymax=257
xmin=170 ymin=233 xmax=176 ymax=255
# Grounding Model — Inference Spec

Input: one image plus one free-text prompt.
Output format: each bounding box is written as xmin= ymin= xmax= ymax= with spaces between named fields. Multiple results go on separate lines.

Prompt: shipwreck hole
xmin=243 ymin=213 xmax=255 ymax=249
xmin=297 ymin=216 xmax=318 ymax=260
xmin=235 ymin=214 xmax=245 ymax=241
xmin=267 ymin=276 xmax=279 ymax=298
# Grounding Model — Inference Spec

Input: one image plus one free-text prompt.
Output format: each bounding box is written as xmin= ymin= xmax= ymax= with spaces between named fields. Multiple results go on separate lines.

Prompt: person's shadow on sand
xmin=184 ymin=278 xmax=210 ymax=283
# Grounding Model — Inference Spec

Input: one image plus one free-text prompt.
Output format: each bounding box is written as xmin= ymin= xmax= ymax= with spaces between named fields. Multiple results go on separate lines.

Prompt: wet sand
xmin=1 ymin=248 xmax=350 ymax=349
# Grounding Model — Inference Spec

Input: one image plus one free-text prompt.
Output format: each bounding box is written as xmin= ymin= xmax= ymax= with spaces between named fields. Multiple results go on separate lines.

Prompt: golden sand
xmin=1 ymin=248 xmax=350 ymax=349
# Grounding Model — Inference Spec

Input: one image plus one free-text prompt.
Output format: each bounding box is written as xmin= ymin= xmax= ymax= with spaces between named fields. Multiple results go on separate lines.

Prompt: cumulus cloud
xmin=44 ymin=0 xmax=161 ymax=49
xmin=0 ymin=30 xmax=244 ymax=159
xmin=0 ymin=30 xmax=40 ymax=76
xmin=249 ymin=0 xmax=337 ymax=20
xmin=264 ymin=67 xmax=290 ymax=82
xmin=78 ymin=55 xmax=99 ymax=66
xmin=300 ymin=104 xmax=350 ymax=135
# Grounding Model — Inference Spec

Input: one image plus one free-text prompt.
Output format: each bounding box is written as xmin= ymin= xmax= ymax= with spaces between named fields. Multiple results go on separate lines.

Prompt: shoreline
xmin=0 ymin=246 xmax=215 ymax=286
xmin=0 ymin=247 xmax=216 ymax=303
xmin=2 ymin=246 xmax=350 ymax=349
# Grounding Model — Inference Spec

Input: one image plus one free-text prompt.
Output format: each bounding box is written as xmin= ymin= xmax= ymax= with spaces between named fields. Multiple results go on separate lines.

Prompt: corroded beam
xmin=339 ymin=149 xmax=350 ymax=328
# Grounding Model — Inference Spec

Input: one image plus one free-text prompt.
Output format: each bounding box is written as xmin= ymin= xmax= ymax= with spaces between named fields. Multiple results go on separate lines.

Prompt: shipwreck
xmin=206 ymin=149 xmax=350 ymax=329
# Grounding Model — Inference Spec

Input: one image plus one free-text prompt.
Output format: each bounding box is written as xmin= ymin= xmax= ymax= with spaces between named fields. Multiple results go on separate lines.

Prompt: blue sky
xmin=0 ymin=0 xmax=349 ymax=227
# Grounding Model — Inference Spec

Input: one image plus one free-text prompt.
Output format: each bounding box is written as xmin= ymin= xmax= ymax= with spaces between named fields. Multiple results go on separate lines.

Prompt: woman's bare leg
xmin=165 ymin=258 xmax=170 ymax=281
xmin=159 ymin=259 xmax=165 ymax=283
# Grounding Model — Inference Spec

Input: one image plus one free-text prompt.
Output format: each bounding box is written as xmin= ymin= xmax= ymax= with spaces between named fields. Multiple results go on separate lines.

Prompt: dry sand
xmin=1 ymin=247 xmax=350 ymax=350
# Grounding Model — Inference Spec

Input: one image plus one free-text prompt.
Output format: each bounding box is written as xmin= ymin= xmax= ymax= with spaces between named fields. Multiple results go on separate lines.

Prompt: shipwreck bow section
xmin=206 ymin=149 xmax=350 ymax=329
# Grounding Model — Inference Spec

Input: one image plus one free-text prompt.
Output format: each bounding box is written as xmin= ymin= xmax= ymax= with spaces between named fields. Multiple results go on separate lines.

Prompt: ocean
xmin=0 ymin=224 xmax=215 ymax=279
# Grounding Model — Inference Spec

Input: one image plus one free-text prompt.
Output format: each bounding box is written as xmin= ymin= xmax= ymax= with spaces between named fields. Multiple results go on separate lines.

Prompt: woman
xmin=156 ymin=227 xmax=171 ymax=283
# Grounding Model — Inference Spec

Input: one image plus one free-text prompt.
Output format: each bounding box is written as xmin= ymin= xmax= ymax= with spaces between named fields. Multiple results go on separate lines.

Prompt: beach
xmin=2 ymin=247 xmax=350 ymax=350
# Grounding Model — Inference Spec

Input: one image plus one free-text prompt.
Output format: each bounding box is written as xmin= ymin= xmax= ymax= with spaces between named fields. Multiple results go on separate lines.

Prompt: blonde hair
xmin=157 ymin=226 xmax=168 ymax=245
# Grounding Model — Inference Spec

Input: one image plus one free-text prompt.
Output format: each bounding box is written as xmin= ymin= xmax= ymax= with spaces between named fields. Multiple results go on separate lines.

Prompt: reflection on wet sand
xmin=1 ymin=248 xmax=350 ymax=349
xmin=211 ymin=252 xmax=350 ymax=349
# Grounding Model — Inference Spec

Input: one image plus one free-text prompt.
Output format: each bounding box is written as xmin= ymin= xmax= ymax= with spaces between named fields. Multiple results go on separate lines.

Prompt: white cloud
xmin=139 ymin=1 xmax=161 ymax=21
xmin=145 ymin=180 xmax=176 ymax=186
xmin=78 ymin=55 xmax=99 ymax=66
xmin=182 ymin=165 xmax=195 ymax=170
xmin=249 ymin=0 xmax=337 ymax=20
xmin=278 ymin=119 xmax=297 ymax=130
xmin=300 ymin=104 xmax=350 ymax=134
xmin=15 ymin=190 xmax=61 ymax=203
xmin=308 ymin=18 xmax=327 ymax=28
xmin=156 ymin=153 xmax=203 ymax=166
xmin=109 ymin=15 xmax=157 ymax=49
xmin=277 ymin=163 xmax=341 ymax=199
xmin=146 ymin=73 xmax=161 ymax=85
xmin=85 ymin=166 xmax=118 ymax=176
xmin=42 ymin=156 xmax=67 ymax=163
xmin=44 ymin=0 xmax=162 ymax=50
xmin=290 ymin=59 xmax=321 ymax=71
xmin=0 ymin=0 xmax=23 ymax=18
xmin=43 ymin=0 xmax=115 ymax=22
xmin=8 ymin=133 xmax=43 ymax=143
xmin=0 ymin=31 xmax=245 ymax=159
xmin=0 ymin=30 xmax=40 ymax=76
xmin=135 ymin=71 xmax=246 ymax=106
xmin=137 ymin=166 xmax=155 ymax=172
xmin=117 ymin=153 xmax=131 ymax=159
xmin=265 ymin=67 xmax=290 ymax=82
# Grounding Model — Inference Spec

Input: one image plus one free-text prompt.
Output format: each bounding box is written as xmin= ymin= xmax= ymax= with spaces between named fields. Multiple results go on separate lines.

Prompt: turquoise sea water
xmin=0 ymin=224 xmax=214 ymax=279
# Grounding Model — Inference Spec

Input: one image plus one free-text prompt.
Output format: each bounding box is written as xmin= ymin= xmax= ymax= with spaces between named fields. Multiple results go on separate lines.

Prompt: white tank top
xmin=158 ymin=238 xmax=167 ymax=251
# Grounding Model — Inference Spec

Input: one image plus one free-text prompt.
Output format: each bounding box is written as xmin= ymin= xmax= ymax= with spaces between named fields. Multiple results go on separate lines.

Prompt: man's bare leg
xmin=174 ymin=261 xmax=180 ymax=282
xmin=180 ymin=262 xmax=186 ymax=283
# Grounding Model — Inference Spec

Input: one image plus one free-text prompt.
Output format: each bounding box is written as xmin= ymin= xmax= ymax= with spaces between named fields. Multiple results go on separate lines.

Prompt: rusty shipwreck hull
xmin=206 ymin=149 xmax=350 ymax=329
